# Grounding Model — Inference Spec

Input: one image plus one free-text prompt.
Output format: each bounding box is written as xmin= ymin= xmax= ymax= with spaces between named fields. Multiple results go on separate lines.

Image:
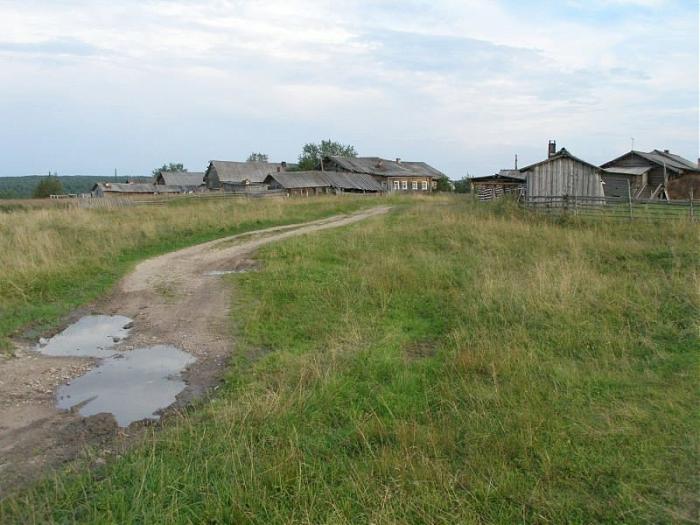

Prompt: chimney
xmin=281 ymin=161 xmax=287 ymax=169
xmin=395 ymin=158 xmax=401 ymax=164
xmin=514 ymin=154 xmax=518 ymax=170
xmin=548 ymin=140 xmax=556 ymax=158
xmin=663 ymin=149 xmax=670 ymax=154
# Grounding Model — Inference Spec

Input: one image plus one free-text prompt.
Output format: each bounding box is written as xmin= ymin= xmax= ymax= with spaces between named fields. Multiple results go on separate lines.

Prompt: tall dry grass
xmin=0 ymin=195 xmax=385 ymax=349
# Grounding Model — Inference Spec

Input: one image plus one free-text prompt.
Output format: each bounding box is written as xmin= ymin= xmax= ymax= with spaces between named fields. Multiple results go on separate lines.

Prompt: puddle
xmin=205 ymin=269 xmax=248 ymax=276
xmin=36 ymin=315 xmax=133 ymax=358
xmin=56 ymin=346 xmax=196 ymax=427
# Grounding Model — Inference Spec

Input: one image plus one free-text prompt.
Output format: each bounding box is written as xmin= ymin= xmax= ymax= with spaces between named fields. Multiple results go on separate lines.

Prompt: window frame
xmin=422 ymin=180 xmax=428 ymax=191
xmin=393 ymin=180 xmax=400 ymax=190
xmin=411 ymin=180 xmax=418 ymax=190
xmin=401 ymin=180 xmax=408 ymax=190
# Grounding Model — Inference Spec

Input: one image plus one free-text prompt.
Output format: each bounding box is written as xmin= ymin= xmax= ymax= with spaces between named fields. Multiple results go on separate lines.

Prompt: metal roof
xmin=156 ymin=171 xmax=204 ymax=186
xmin=208 ymin=161 xmax=283 ymax=183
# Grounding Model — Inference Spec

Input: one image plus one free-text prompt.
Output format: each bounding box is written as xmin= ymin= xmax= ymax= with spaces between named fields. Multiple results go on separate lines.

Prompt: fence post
xmin=627 ymin=180 xmax=633 ymax=221
xmin=691 ymin=189 xmax=695 ymax=222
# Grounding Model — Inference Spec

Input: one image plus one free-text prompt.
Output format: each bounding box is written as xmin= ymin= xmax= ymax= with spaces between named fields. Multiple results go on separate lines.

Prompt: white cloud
xmin=0 ymin=0 xmax=696 ymax=177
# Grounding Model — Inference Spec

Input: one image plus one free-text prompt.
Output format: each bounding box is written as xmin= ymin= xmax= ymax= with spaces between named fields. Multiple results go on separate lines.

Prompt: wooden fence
xmin=76 ymin=190 xmax=288 ymax=209
xmin=522 ymin=194 xmax=697 ymax=222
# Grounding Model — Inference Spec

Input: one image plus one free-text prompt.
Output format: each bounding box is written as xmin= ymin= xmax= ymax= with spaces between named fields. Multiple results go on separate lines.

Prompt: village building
xmin=321 ymin=156 xmax=445 ymax=192
xmin=264 ymin=171 xmax=383 ymax=197
xmin=470 ymin=169 xmax=525 ymax=200
xmin=601 ymin=149 xmax=700 ymax=200
xmin=521 ymin=141 xmax=604 ymax=201
xmin=154 ymin=171 xmax=205 ymax=191
xmin=203 ymin=160 xmax=289 ymax=190
xmin=91 ymin=182 xmax=182 ymax=198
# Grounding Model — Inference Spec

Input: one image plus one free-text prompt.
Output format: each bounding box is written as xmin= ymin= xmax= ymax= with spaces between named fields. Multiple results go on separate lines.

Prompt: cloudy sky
xmin=0 ymin=0 xmax=697 ymax=178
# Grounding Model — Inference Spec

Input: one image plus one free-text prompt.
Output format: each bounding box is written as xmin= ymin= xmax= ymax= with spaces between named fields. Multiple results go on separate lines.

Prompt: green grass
xmin=1 ymin=197 xmax=698 ymax=523
xmin=0 ymin=196 xmax=387 ymax=352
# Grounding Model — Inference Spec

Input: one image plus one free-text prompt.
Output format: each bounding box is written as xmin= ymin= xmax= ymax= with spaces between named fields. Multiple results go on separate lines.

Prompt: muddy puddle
xmin=34 ymin=315 xmax=196 ymax=427
xmin=35 ymin=315 xmax=133 ymax=358
xmin=57 ymin=346 xmax=196 ymax=427
xmin=205 ymin=269 xmax=248 ymax=276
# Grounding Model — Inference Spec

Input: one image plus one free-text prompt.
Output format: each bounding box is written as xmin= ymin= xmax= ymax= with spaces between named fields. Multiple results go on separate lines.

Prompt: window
xmin=393 ymin=180 xmax=400 ymax=190
xmin=422 ymin=181 xmax=428 ymax=191
xmin=412 ymin=181 xmax=418 ymax=190
xmin=401 ymin=180 xmax=408 ymax=190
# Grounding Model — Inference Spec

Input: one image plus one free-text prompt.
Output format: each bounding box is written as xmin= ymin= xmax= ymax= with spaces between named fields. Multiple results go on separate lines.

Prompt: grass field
xmin=1 ymin=196 xmax=698 ymax=523
xmin=0 ymin=195 xmax=384 ymax=352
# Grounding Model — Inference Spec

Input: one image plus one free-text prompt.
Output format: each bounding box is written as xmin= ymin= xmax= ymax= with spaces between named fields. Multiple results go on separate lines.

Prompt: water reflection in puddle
xmin=36 ymin=315 xmax=133 ymax=358
xmin=57 ymin=346 xmax=196 ymax=427
xmin=205 ymin=269 xmax=248 ymax=276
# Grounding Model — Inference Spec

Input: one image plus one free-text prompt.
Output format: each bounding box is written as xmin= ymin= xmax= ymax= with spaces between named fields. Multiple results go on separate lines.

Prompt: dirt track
xmin=0 ymin=206 xmax=389 ymax=496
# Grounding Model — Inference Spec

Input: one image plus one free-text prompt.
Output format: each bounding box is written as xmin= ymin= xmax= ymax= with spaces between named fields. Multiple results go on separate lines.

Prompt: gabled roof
xmin=156 ymin=171 xmax=204 ymax=186
xmin=602 ymin=150 xmax=700 ymax=174
xmin=265 ymin=171 xmax=383 ymax=192
xmin=207 ymin=161 xmax=283 ymax=184
xmin=520 ymin=148 xmax=600 ymax=172
xmin=326 ymin=156 xmax=445 ymax=179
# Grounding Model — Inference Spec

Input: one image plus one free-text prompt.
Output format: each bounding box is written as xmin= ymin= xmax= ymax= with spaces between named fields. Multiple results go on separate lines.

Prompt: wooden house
xmin=521 ymin=142 xmax=604 ymax=201
xmin=601 ymin=150 xmax=700 ymax=200
xmin=204 ymin=160 xmax=288 ymax=190
xmin=154 ymin=171 xmax=205 ymax=191
xmin=321 ymin=156 xmax=444 ymax=192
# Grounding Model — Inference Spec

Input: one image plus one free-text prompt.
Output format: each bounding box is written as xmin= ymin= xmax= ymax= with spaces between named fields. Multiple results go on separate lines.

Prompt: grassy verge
xmin=0 ymin=195 xmax=388 ymax=352
xmin=1 ymin=197 xmax=698 ymax=523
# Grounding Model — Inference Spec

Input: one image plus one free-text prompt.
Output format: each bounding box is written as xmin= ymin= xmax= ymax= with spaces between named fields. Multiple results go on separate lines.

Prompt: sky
xmin=0 ymin=0 xmax=698 ymax=179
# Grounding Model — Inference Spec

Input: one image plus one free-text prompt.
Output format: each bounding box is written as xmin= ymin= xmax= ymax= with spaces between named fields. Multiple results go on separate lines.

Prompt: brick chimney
xmin=281 ymin=161 xmax=287 ymax=169
xmin=548 ymin=140 xmax=556 ymax=158
xmin=663 ymin=149 xmax=670 ymax=154
xmin=396 ymin=158 xmax=401 ymax=164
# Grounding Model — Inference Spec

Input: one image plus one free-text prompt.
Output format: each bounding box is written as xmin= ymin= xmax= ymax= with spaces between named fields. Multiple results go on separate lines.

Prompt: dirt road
xmin=0 ymin=206 xmax=389 ymax=496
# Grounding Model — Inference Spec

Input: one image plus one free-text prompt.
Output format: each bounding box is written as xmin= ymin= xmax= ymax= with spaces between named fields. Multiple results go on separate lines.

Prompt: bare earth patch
xmin=0 ymin=206 xmax=389 ymax=496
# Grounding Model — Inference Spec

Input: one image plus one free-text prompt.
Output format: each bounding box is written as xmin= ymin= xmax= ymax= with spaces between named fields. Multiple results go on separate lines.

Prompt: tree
xmin=33 ymin=175 xmax=64 ymax=198
xmin=435 ymin=175 xmax=453 ymax=192
xmin=297 ymin=139 xmax=357 ymax=171
xmin=453 ymin=177 xmax=471 ymax=193
xmin=246 ymin=152 xmax=269 ymax=163
xmin=152 ymin=163 xmax=186 ymax=176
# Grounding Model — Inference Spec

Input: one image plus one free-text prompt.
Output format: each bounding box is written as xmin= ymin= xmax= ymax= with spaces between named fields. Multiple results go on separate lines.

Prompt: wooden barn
xmin=203 ymin=160 xmax=289 ymax=190
xmin=470 ymin=169 xmax=525 ymax=200
xmin=321 ymin=156 xmax=444 ymax=192
xmin=91 ymin=182 xmax=182 ymax=198
xmin=601 ymin=149 xmax=700 ymax=200
xmin=521 ymin=142 xmax=604 ymax=202
xmin=154 ymin=171 xmax=205 ymax=191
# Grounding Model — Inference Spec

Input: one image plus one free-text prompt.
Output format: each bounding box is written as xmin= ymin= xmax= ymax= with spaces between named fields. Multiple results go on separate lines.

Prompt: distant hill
xmin=0 ymin=175 xmax=151 ymax=199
